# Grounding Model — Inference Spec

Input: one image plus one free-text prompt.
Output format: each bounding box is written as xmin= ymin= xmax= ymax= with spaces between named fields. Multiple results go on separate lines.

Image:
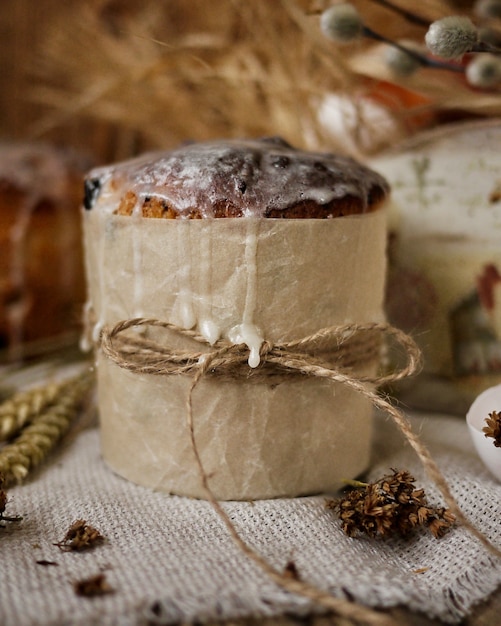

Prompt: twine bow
xmin=100 ymin=317 xmax=420 ymax=385
xmin=98 ymin=317 xmax=501 ymax=625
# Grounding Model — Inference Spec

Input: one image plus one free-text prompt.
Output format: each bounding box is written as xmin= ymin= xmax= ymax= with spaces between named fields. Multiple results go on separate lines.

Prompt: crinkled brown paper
xmin=83 ymin=210 xmax=387 ymax=499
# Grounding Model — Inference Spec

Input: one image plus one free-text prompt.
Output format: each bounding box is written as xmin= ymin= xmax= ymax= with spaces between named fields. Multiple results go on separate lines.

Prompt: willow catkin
xmin=0 ymin=370 xmax=94 ymax=487
xmin=425 ymin=16 xmax=478 ymax=59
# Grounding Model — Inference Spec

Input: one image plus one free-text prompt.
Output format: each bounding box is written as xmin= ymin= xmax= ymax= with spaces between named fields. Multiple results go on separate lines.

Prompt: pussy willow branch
xmin=363 ymin=26 xmax=465 ymax=72
xmin=369 ymin=0 xmax=430 ymax=27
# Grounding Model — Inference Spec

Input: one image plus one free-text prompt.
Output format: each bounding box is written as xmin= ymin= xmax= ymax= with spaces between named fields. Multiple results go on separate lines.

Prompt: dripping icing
xmin=132 ymin=197 xmax=144 ymax=317
xmin=198 ymin=220 xmax=222 ymax=345
xmin=228 ymin=219 xmax=263 ymax=368
xmin=92 ymin=210 xmax=108 ymax=345
xmin=175 ymin=219 xmax=196 ymax=330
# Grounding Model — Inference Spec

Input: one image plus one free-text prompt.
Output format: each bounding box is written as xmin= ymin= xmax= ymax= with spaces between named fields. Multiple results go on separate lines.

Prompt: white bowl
xmin=466 ymin=383 xmax=501 ymax=482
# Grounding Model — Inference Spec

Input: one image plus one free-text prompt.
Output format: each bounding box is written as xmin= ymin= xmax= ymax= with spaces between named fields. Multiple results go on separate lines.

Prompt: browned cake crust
xmin=84 ymin=137 xmax=389 ymax=219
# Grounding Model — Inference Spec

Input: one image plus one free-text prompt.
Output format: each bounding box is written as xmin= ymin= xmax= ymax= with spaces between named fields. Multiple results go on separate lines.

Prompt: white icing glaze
xmin=92 ymin=211 xmax=109 ymax=344
xmin=196 ymin=220 xmax=219 ymax=344
xmin=85 ymin=208 xmax=265 ymax=368
xmin=79 ymin=300 xmax=94 ymax=353
xmin=199 ymin=319 xmax=221 ymax=345
xmin=227 ymin=322 xmax=263 ymax=369
xmin=85 ymin=138 xmax=388 ymax=219
xmin=175 ymin=219 xmax=196 ymax=330
xmin=227 ymin=219 xmax=264 ymax=368
xmin=178 ymin=295 xmax=197 ymax=330
xmin=132 ymin=198 xmax=145 ymax=317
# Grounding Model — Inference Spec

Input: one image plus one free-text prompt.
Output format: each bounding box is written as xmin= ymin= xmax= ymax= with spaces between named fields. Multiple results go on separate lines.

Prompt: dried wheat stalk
xmin=29 ymin=0 xmax=501 ymax=160
xmin=0 ymin=370 xmax=95 ymax=487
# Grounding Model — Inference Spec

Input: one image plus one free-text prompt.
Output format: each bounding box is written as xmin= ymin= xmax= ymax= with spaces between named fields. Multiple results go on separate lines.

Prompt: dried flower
xmin=74 ymin=573 xmax=114 ymax=597
xmin=55 ymin=519 xmax=105 ymax=551
xmin=483 ymin=410 xmax=501 ymax=447
xmin=327 ymin=469 xmax=455 ymax=539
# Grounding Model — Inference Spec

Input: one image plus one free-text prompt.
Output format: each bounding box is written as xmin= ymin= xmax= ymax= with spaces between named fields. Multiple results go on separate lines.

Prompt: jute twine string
xmin=100 ymin=317 xmax=418 ymax=384
xmin=99 ymin=318 xmax=501 ymax=626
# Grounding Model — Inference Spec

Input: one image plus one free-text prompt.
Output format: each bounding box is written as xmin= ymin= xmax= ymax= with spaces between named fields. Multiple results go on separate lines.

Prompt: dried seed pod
xmin=327 ymin=469 xmax=455 ymax=539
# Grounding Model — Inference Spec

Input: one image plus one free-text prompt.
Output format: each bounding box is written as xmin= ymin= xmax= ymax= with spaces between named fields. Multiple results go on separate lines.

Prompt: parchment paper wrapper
xmin=84 ymin=209 xmax=387 ymax=499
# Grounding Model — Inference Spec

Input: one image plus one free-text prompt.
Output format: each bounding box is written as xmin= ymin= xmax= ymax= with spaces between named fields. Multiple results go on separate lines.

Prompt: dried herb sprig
xmin=483 ymin=410 xmax=501 ymax=447
xmin=0 ymin=370 xmax=94 ymax=487
xmin=55 ymin=519 xmax=105 ymax=552
xmin=327 ymin=469 xmax=455 ymax=539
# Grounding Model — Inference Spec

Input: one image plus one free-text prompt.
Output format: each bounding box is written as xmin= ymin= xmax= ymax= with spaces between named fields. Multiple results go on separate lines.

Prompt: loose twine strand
xmin=100 ymin=318 xmax=501 ymax=626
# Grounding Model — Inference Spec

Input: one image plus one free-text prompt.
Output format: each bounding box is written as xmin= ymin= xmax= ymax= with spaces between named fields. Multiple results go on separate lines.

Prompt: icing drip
xmin=79 ymin=301 xmax=93 ymax=352
xmin=198 ymin=220 xmax=222 ymax=345
xmin=132 ymin=197 xmax=144 ymax=317
xmin=199 ymin=319 xmax=221 ymax=346
xmin=228 ymin=219 xmax=263 ymax=368
xmin=176 ymin=219 xmax=196 ymax=330
xmin=92 ymin=212 xmax=108 ymax=344
xmin=228 ymin=322 xmax=264 ymax=369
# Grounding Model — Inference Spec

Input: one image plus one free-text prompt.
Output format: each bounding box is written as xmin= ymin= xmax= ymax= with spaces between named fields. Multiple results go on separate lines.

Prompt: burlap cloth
xmin=1 ymin=394 xmax=501 ymax=626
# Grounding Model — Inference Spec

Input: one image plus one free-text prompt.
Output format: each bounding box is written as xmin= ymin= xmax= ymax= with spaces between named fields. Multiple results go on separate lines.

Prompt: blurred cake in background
xmin=0 ymin=142 xmax=89 ymax=361
xmin=371 ymin=120 xmax=501 ymax=413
